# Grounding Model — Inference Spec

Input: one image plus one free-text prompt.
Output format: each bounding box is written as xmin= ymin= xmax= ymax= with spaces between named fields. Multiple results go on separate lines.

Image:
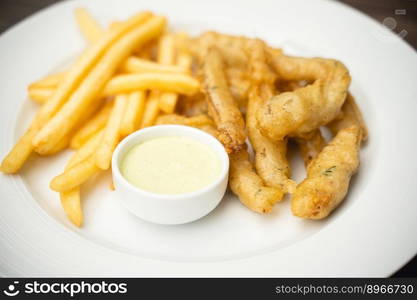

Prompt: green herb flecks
xmin=322 ymin=166 xmax=336 ymax=176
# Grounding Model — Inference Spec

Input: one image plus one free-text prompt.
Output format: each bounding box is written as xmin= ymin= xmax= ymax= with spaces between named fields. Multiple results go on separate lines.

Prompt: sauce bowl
xmin=111 ymin=125 xmax=229 ymax=225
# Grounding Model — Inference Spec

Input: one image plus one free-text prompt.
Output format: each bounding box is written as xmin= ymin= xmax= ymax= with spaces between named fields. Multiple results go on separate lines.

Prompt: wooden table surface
xmin=0 ymin=0 xmax=416 ymax=277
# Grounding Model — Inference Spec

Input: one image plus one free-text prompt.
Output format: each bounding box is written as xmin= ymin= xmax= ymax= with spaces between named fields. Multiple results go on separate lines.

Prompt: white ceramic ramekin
xmin=111 ymin=125 xmax=229 ymax=225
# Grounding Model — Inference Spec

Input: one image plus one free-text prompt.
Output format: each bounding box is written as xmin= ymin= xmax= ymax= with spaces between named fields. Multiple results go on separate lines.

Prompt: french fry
xmin=32 ymin=15 xmax=165 ymax=154
xmin=60 ymin=189 xmax=83 ymax=227
xmin=102 ymin=72 xmax=199 ymax=96
xmin=0 ymin=126 xmax=38 ymax=173
xmin=155 ymin=34 xmax=177 ymax=113
xmin=42 ymin=135 xmax=70 ymax=155
xmin=140 ymin=91 xmax=160 ymax=128
xmin=135 ymin=34 xmax=175 ymax=127
xmin=60 ymin=127 xmax=105 ymax=227
xmin=50 ymin=156 xmax=99 ymax=192
xmin=158 ymin=34 xmax=175 ymax=64
xmin=70 ymin=101 xmax=113 ymax=149
xmin=74 ymin=7 xmax=105 ymax=43
xmin=121 ymin=57 xmax=186 ymax=74
xmin=0 ymin=11 xmax=153 ymax=173
xmin=95 ymin=94 xmax=128 ymax=170
xmin=28 ymin=72 xmax=65 ymax=89
xmin=158 ymin=37 xmax=193 ymax=113
xmin=68 ymin=129 xmax=104 ymax=167
xmin=119 ymin=91 xmax=146 ymax=136
xmin=27 ymin=87 xmax=53 ymax=104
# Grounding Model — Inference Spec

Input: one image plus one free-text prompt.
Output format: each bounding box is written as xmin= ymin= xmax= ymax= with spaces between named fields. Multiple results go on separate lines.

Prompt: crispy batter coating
xmin=192 ymin=31 xmax=250 ymax=68
xmin=246 ymin=40 xmax=295 ymax=194
xmin=202 ymin=47 xmax=246 ymax=153
xmin=328 ymin=93 xmax=368 ymax=141
xmin=257 ymin=54 xmax=351 ymax=140
xmin=291 ymin=125 xmax=361 ymax=219
xmin=229 ymin=147 xmax=283 ymax=213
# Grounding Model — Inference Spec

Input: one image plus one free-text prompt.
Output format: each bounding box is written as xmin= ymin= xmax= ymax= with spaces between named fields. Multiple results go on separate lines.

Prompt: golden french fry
xmin=158 ymin=43 xmax=193 ymax=113
xmin=68 ymin=129 xmax=104 ymax=167
xmin=158 ymin=34 xmax=175 ymax=64
xmin=95 ymin=94 xmax=128 ymax=170
xmin=27 ymin=87 xmax=54 ymax=104
xmin=60 ymin=128 xmax=105 ymax=227
xmin=70 ymin=101 xmax=113 ymax=149
xmin=138 ymin=34 xmax=176 ymax=127
xmin=121 ymin=57 xmax=186 ymax=74
xmin=74 ymin=7 xmax=104 ymax=43
xmin=28 ymin=72 xmax=65 ymax=89
xmin=120 ymin=91 xmax=146 ymax=136
xmin=60 ymin=188 xmax=83 ymax=227
xmin=0 ymin=127 xmax=38 ymax=173
xmin=51 ymin=156 xmax=99 ymax=192
xmin=155 ymin=34 xmax=176 ymax=114
xmin=32 ymin=15 xmax=165 ymax=154
xmin=140 ymin=91 xmax=160 ymax=128
xmin=0 ymin=12 xmax=153 ymax=173
xmin=102 ymin=72 xmax=199 ymax=96
xmin=42 ymin=135 xmax=70 ymax=155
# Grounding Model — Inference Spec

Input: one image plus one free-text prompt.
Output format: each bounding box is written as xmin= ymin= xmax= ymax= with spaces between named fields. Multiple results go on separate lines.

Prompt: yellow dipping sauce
xmin=120 ymin=136 xmax=222 ymax=194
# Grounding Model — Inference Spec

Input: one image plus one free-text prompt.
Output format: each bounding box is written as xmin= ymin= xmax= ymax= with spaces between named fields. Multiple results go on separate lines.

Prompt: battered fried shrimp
xmin=246 ymin=40 xmax=295 ymax=194
xmin=276 ymin=80 xmax=326 ymax=167
xmin=202 ymin=47 xmax=246 ymax=153
xmin=328 ymin=93 xmax=368 ymax=141
xmin=291 ymin=125 xmax=361 ymax=219
xmin=192 ymin=31 xmax=250 ymax=67
xmin=257 ymin=54 xmax=351 ymax=140
xmin=155 ymin=114 xmax=214 ymax=127
xmin=229 ymin=147 xmax=283 ymax=213
xmin=192 ymin=31 xmax=282 ymax=69
xmin=295 ymin=129 xmax=326 ymax=167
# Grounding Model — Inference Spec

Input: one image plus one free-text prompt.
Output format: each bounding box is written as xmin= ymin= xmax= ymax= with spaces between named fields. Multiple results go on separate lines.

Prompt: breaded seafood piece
xmin=257 ymin=54 xmax=351 ymax=140
xmin=229 ymin=146 xmax=283 ymax=213
xmin=246 ymin=39 xmax=295 ymax=194
xmin=291 ymin=125 xmax=361 ymax=219
xmin=202 ymin=47 xmax=246 ymax=153
xmin=328 ymin=92 xmax=368 ymax=141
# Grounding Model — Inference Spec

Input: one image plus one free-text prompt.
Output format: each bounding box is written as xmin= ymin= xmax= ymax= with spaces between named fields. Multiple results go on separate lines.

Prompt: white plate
xmin=1 ymin=0 xmax=416 ymax=277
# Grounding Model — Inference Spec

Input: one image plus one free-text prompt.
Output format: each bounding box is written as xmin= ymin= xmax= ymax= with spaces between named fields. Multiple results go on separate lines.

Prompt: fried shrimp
xmin=246 ymin=39 xmax=295 ymax=194
xmin=257 ymin=54 xmax=351 ymax=140
xmin=328 ymin=93 xmax=368 ymax=141
xmin=229 ymin=147 xmax=283 ymax=213
xmin=291 ymin=125 xmax=361 ymax=219
xmin=202 ymin=47 xmax=246 ymax=153
xmin=192 ymin=31 xmax=250 ymax=68
xmin=278 ymin=80 xmax=327 ymax=167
